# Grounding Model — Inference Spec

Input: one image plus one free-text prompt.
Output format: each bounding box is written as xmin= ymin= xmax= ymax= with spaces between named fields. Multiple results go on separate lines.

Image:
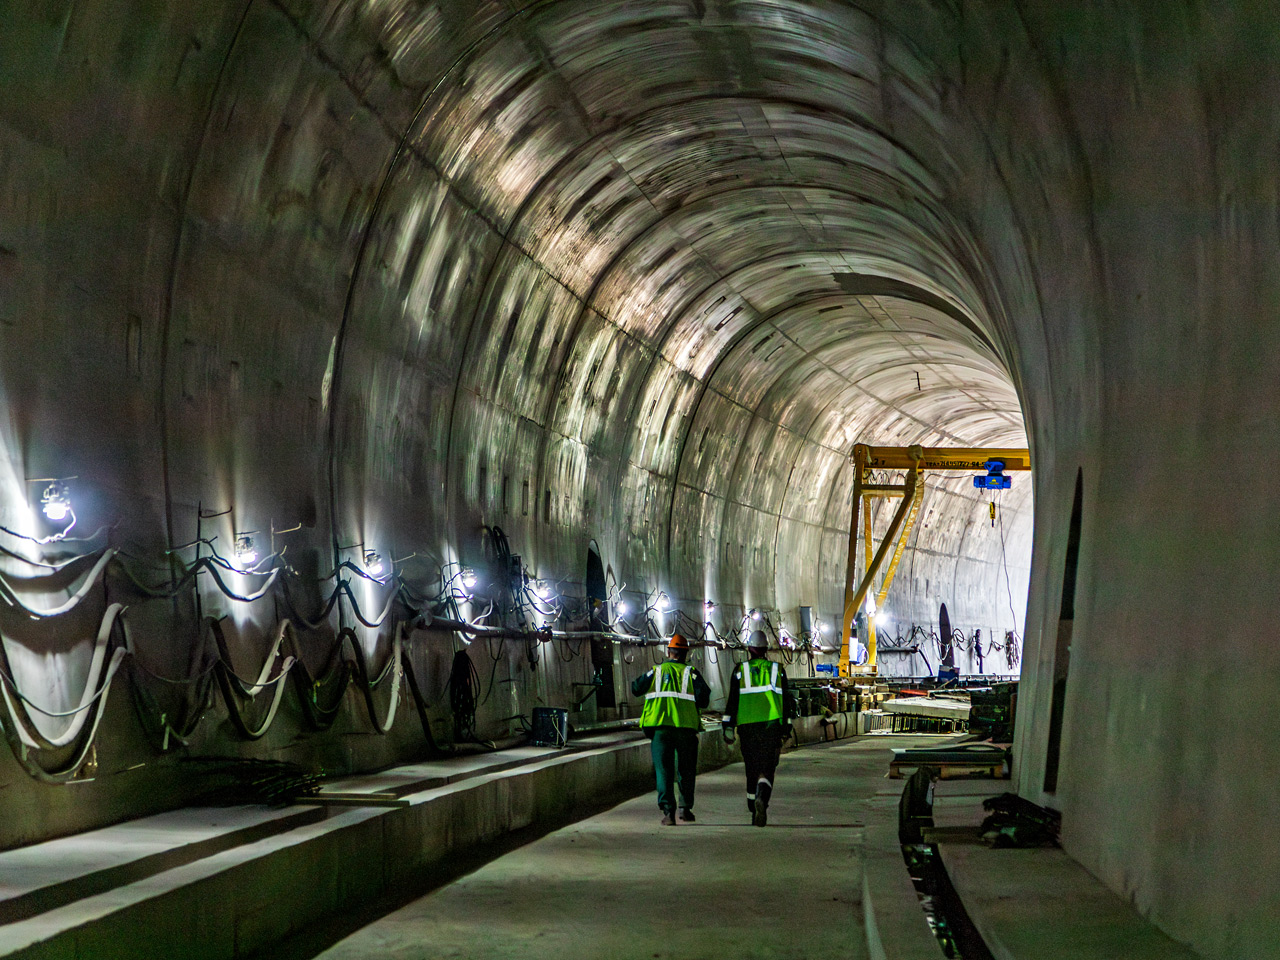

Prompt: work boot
xmin=679 ymin=808 xmax=695 ymax=822
xmin=661 ymin=809 xmax=676 ymax=826
xmin=753 ymin=780 xmax=771 ymax=827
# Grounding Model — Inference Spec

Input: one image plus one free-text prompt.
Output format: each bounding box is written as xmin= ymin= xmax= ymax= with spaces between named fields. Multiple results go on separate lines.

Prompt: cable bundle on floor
xmin=182 ymin=757 xmax=322 ymax=807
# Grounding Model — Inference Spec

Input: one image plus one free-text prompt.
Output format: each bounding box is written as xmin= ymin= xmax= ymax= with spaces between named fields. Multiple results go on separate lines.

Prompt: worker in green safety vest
xmin=631 ymin=633 xmax=711 ymax=825
xmin=722 ymin=629 xmax=796 ymax=826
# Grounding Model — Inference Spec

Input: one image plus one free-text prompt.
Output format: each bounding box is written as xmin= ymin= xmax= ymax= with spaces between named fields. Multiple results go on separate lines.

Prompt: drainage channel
xmin=898 ymin=768 xmax=995 ymax=959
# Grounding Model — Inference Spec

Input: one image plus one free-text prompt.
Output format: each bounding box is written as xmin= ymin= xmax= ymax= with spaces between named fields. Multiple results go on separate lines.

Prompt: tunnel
xmin=0 ymin=3 xmax=1275 ymax=959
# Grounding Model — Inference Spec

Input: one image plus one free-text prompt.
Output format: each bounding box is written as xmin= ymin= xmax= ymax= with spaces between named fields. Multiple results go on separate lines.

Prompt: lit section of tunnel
xmin=323 ymin=0 xmax=1036 ymax=659
xmin=0 ymin=0 xmax=1035 ymax=847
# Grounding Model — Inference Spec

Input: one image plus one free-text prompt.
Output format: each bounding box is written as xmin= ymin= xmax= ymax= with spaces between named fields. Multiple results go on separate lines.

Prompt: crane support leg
xmin=838 ymin=446 xmax=865 ymax=677
xmin=840 ymin=454 xmax=920 ymax=675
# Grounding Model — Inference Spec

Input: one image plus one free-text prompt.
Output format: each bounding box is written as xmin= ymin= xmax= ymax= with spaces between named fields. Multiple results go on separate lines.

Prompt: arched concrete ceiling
xmin=0 ymin=0 xmax=1038 ymax=652
xmin=348 ymin=0 xmax=1032 ymax=619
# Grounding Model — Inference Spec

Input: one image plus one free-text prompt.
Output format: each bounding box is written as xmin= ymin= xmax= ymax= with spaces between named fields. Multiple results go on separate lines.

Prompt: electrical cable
xmin=338 ymin=577 xmax=400 ymax=629
xmin=0 ymin=603 xmax=131 ymax=782
xmin=996 ymin=498 xmax=1023 ymax=671
xmin=0 ymin=603 xmax=126 ymax=743
xmin=0 ymin=524 xmax=112 ymax=570
xmin=202 ymin=562 xmax=279 ymax=604
xmin=0 ymin=508 xmax=725 ymax=781
xmin=0 ymin=549 xmax=115 ymax=619
xmin=449 ymin=648 xmax=480 ymax=743
xmin=0 ymin=507 xmax=80 ymax=545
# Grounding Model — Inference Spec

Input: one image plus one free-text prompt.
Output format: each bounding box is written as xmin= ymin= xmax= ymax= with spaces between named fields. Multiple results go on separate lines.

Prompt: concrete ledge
xmin=932 ymin=783 xmax=1201 ymax=960
xmin=0 ymin=729 xmax=737 ymax=960
xmin=858 ymin=778 xmax=948 ymax=960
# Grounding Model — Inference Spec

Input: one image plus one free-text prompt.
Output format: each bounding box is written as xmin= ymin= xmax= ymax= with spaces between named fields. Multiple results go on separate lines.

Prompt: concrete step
xmin=0 ymin=806 xmax=327 ymax=928
xmin=0 ymin=732 xmax=665 ymax=960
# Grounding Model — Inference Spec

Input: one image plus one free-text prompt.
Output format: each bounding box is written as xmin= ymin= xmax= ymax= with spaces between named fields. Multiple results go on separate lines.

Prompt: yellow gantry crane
xmin=838 ymin=444 xmax=1031 ymax=677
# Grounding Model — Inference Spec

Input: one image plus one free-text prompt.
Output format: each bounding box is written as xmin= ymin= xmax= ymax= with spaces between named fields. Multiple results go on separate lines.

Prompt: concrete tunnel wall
xmin=1 ymin=2 xmax=1274 ymax=957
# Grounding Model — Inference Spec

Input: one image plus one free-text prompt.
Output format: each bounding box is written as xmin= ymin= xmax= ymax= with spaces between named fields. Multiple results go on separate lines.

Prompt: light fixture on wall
xmin=750 ymin=608 xmax=762 ymax=622
xmin=461 ymin=567 xmax=478 ymax=590
xmin=704 ymin=600 xmax=716 ymax=612
xmin=364 ymin=550 xmax=384 ymax=577
xmin=657 ymin=592 xmax=670 ymax=611
xmin=615 ymin=600 xmax=629 ymax=616
xmin=233 ymin=532 xmax=258 ymax=567
xmin=40 ymin=480 xmax=72 ymax=521
xmin=26 ymin=476 xmax=80 ymax=544
xmin=535 ymin=581 xmax=552 ymax=600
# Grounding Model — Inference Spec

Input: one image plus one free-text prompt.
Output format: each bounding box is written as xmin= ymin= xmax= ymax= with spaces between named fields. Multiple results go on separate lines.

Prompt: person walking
xmin=632 ymin=633 xmax=711 ymax=825
xmin=723 ymin=629 xmax=796 ymax=826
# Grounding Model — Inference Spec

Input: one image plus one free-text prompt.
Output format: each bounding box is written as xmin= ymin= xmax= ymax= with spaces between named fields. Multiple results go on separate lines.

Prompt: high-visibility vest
xmin=639 ymin=661 xmax=700 ymax=729
xmin=736 ymin=659 xmax=783 ymax=725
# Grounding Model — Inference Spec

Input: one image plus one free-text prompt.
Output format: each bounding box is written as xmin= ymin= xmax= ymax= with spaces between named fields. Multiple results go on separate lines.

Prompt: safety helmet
xmin=667 ymin=633 xmax=690 ymax=650
xmin=747 ymin=629 xmax=768 ymax=650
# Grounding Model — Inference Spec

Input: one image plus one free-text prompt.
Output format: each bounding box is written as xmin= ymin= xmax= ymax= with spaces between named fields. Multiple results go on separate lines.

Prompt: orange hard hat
xmin=667 ymin=633 xmax=689 ymax=650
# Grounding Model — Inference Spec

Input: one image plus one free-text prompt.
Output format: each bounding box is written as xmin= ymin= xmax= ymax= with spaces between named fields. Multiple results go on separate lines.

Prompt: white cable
xmin=0 ymin=549 xmax=116 ymax=619
xmin=0 ymin=603 xmax=127 ymax=748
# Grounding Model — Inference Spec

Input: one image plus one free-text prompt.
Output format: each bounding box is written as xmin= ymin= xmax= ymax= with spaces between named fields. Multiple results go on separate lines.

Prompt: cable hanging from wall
xmin=0 ymin=486 xmax=700 ymax=784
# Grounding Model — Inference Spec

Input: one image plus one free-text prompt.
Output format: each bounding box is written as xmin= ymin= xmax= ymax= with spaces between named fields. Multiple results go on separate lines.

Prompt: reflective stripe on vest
xmin=640 ymin=661 xmax=700 ymax=729
xmin=736 ymin=660 xmax=783 ymax=725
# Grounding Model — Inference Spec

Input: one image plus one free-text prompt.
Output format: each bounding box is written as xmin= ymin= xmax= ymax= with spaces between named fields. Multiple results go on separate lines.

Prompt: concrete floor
xmin=305 ymin=736 xmax=926 ymax=960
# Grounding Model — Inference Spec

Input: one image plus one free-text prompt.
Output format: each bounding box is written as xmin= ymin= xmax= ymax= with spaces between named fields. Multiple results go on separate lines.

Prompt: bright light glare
xmin=751 ymin=609 xmax=762 ymax=621
xmin=704 ymin=600 xmax=715 ymax=610
xmin=615 ymin=601 xmax=629 ymax=615
xmin=364 ymin=551 xmax=384 ymax=576
xmin=40 ymin=481 xmax=71 ymax=520
xmin=657 ymin=593 xmax=670 ymax=610
xmin=461 ymin=568 xmax=478 ymax=589
xmin=535 ymin=582 xmax=552 ymax=600
xmin=234 ymin=534 xmax=257 ymax=567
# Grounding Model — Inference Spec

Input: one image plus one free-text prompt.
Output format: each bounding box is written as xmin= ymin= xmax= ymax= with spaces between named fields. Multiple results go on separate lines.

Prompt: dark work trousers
xmin=649 ymin=727 xmax=699 ymax=812
xmin=739 ymin=722 xmax=783 ymax=807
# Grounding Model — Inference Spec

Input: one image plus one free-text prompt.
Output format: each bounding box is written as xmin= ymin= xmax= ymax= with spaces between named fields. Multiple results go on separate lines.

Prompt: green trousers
xmin=649 ymin=726 xmax=699 ymax=813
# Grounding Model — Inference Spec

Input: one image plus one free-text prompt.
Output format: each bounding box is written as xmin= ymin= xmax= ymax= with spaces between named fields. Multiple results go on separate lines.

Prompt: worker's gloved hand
xmin=722 ymin=725 xmax=736 ymax=744
xmin=781 ymin=723 xmax=794 ymax=741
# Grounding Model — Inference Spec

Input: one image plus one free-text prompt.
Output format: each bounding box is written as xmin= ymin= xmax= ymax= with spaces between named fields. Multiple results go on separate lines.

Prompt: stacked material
xmin=888 ymin=742 xmax=1009 ymax=780
xmin=882 ymin=696 xmax=971 ymax=721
